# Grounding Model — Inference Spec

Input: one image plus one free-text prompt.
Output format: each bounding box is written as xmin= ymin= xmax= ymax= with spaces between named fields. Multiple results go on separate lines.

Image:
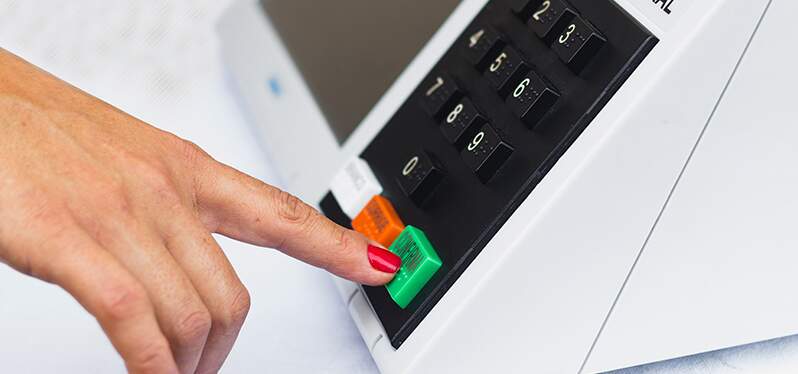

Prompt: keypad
xmin=396 ymin=150 xmax=445 ymax=205
xmin=321 ymin=0 xmax=657 ymax=350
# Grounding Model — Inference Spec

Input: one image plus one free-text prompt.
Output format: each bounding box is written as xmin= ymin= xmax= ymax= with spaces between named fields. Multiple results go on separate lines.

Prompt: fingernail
xmin=367 ymin=244 xmax=401 ymax=273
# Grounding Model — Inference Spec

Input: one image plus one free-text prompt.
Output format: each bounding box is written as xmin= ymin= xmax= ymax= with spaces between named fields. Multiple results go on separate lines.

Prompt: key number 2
xmin=559 ymin=24 xmax=576 ymax=44
xmin=468 ymin=132 xmax=485 ymax=152
xmin=533 ymin=1 xmax=551 ymax=21
xmin=447 ymin=103 xmax=464 ymax=124
xmin=490 ymin=53 xmax=508 ymax=73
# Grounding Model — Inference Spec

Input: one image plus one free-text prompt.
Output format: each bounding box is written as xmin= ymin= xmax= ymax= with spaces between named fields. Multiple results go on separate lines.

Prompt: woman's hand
xmin=0 ymin=50 xmax=400 ymax=374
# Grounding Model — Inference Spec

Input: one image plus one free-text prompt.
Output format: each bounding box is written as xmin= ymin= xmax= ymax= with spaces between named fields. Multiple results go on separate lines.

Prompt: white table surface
xmin=0 ymin=1 xmax=795 ymax=373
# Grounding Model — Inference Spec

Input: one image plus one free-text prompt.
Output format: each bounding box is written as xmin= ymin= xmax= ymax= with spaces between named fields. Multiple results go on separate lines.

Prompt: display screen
xmin=261 ymin=0 xmax=462 ymax=145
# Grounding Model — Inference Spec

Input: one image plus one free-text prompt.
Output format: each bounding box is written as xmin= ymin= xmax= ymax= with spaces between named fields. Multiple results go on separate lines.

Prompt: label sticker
xmin=634 ymin=0 xmax=694 ymax=32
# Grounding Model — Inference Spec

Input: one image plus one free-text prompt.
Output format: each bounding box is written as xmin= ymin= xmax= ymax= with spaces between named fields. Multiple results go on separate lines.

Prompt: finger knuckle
xmin=128 ymin=338 xmax=173 ymax=374
xmin=173 ymin=307 xmax=212 ymax=347
xmin=173 ymin=136 xmax=211 ymax=166
xmin=275 ymin=190 xmax=317 ymax=227
xmin=98 ymin=282 xmax=149 ymax=322
xmin=215 ymin=286 xmax=251 ymax=333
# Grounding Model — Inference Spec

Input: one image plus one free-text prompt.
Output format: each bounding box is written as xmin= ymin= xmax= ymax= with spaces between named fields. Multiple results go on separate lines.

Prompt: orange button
xmin=352 ymin=195 xmax=406 ymax=248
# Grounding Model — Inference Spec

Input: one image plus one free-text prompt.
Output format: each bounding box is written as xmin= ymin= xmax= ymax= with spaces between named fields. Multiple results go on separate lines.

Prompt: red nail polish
xmin=368 ymin=244 xmax=402 ymax=273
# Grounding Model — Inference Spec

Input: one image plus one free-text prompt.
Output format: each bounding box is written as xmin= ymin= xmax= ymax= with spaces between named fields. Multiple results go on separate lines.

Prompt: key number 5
xmin=490 ymin=53 xmax=508 ymax=73
xmin=468 ymin=132 xmax=485 ymax=152
xmin=559 ymin=24 xmax=576 ymax=44
xmin=447 ymin=103 xmax=464 ymax=124
xmin=513 ymin=78 xmax=531 ymax=98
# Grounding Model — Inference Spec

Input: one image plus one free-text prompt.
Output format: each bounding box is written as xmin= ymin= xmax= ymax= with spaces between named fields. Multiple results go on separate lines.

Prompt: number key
xmin=441 ymin=98 xmax=485 ymax=149
xmin=552 ymin=16 xmax=606 ymax=73
xmin=528 ymin=0 xmax=577 ymax=42
xmin=484 ymin=46 xmax=528 ymax=97
xmin=461 ymin=124 xmax=514 ymax=183
xmin=463 ymin=26 xmax=505 ymax=71
xmin=397 ymin=151 xmax=445 ymax=205
xmin=420 ymin=74 xmax=461 ymax=119
xmin=507 ymin=71 xmax=559 ymax=129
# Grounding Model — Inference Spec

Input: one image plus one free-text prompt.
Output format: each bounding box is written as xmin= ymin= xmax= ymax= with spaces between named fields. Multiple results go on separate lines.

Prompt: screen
xmin=261 ymin=0 xmax=462 ymax=144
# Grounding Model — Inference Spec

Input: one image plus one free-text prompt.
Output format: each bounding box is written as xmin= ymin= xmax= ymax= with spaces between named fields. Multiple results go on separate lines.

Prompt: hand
xmin=0 ymin=50 xmax=400 ymax=373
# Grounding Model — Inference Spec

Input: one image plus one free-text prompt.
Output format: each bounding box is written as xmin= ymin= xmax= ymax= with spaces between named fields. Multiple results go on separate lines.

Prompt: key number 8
xmin=468 ymin=132 xmax=485 ymax=152
xmin=447 ymin=103 xmax=464 ymax=124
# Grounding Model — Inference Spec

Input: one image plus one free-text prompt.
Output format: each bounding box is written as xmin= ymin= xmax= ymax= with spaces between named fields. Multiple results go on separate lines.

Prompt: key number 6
xmin=513 ymin=78 xmax=531 ymax=98
xmin=559 ymin=24 xmax=576 ymax=44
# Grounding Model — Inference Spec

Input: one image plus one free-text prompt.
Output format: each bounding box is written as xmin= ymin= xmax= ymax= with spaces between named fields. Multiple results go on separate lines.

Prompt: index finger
xmin=195 ymin=162 xmax=400 ymax=286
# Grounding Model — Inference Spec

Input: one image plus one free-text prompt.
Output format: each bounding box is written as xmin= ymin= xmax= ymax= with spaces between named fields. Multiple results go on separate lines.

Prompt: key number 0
xmin=490 ymin=53 xmax=508 ymax=73
xmin=468 ymin=132 xmax=485 ymax=152
xmin=559 ymin=24 xmax=576 ymax=44
xmin=402 ymin=156 xmax=419 ymax=176
xmin=513 ymin=78 xmax=531 ymax=98
xmin=447 ymin=103 xmax=464 ymax=124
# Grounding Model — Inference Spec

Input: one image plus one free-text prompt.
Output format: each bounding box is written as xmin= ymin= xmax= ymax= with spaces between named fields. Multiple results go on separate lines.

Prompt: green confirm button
xmin=386 ymin=226 xmax=442 ymax=309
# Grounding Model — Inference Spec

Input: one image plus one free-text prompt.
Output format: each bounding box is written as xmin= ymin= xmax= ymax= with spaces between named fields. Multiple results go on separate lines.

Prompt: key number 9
xmin=559 ymin=24 xmax=576 ymax=44
xmin=468 ymin=132 xmax=485 ymax=152
xmin=490 ymin=52 xmax=508 ymax=73
xmin=447 ymin=103 xmax=464 ymax=124
xmin=513 ymin=78 xmax=531 ymax=98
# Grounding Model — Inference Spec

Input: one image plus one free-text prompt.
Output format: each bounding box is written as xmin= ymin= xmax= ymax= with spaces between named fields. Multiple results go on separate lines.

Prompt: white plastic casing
xmin=219 ymin=0 xmax=795 ymax=372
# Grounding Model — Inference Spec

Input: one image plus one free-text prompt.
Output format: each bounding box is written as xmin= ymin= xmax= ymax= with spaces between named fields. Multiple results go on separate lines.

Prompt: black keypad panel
xmin=320 ymin=0 xmax=656 ymax=348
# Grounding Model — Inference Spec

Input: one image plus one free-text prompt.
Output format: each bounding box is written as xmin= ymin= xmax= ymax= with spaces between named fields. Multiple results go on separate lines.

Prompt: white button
xmin=330 ymin=157 xmax=383 ymax=218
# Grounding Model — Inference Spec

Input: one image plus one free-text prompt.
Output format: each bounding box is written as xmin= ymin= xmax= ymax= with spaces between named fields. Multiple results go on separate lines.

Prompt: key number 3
xmin=468 ymin=132 xmax=485 ymax=152
xmin=559 ymin=24 xmax=576 ymax=44
xmin=490 ymin=52 xmax=508 ymax=73
xmin=447 ymin=103 xmax=464 ymax=124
